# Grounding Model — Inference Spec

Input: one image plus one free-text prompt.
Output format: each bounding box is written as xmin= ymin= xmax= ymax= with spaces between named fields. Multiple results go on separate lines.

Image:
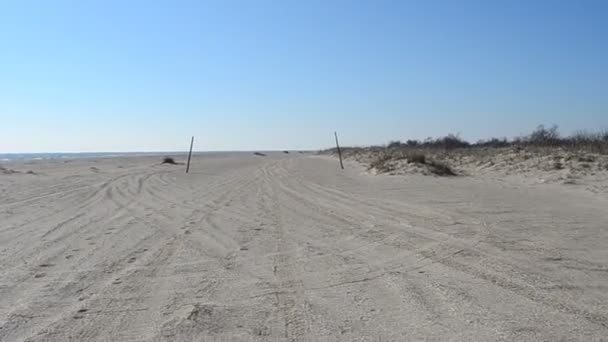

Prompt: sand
xmin=1 ymin=152 xmax=608 ymax=341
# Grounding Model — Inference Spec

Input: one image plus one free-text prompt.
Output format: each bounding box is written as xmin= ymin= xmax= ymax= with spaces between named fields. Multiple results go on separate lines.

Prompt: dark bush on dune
xmin=514 ymin=126 xmax=608 ymax=153
xmin=162 ymin=157 xmax=177 ymax=165
xmin=368 ymin=151 xmax=456 ymax=176
xmin=254 ymin=152 xmax=267 ymax=157
xmin=427 ymin=134 xmax=470 ymax=149
xmin=369 ymin=153 xmax=394 ymax=173
xmin=408 ymin=153 xmax=426 ymax=164
xmin=283 ymin=151 xmax=289 ymax=154
xmin=526 ymin=125 xmax=560 ymax=146
xmin=387 ymin=141 xmax=404 ymax=149
xmin=476 ymin=137 xmax=510 ymax=148
xmin=427 ymin=161 xmax=456 ymax=176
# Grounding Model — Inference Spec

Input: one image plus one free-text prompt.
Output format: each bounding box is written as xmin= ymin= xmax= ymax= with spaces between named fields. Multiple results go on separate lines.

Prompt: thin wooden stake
xmin=334 ymin=131 xmax=344 ymax=170
xmin=186 ymin=136 xmax=194 ymax=173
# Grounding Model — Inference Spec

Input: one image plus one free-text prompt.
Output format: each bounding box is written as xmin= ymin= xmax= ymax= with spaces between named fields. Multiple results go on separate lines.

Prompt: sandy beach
xmin=1 ymin=152 xmax=608 ymax=341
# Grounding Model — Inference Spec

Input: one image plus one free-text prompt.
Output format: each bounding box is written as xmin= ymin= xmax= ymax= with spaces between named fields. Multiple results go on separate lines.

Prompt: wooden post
xmin=334 ymin=131 xmax=344 ymax=170
xmin=186 ymin=136 xmax=194 ymax=173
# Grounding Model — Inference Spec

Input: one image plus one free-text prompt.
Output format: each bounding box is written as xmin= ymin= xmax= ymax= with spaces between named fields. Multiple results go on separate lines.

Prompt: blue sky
xmin=1 ymin=0 xmax=607 ymax=152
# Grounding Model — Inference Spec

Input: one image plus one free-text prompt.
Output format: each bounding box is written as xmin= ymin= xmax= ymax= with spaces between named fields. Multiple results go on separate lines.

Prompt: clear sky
xmin=1 ymin=0 xmax=607 ymax=152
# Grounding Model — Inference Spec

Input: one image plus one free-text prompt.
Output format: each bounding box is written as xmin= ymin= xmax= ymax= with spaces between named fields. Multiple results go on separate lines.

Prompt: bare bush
xmin=427 ymin=161 xmax=456 ymax=176
xmin=407 ymin=154 xmax=426 ymax=164
xmin=426 ymin=134 xmax=470 ymax=149
xmin=387 ymin=141 xmax=403 ymax=149
xmin=162 ymin=157 xmax=177 ymax=164
xmin=526 ymin=124 xmax=560 ymax=146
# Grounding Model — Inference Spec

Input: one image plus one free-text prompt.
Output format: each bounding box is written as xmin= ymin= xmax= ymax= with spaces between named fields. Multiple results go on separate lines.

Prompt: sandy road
xmin=1 ymin=153 xmax=607 ymax=341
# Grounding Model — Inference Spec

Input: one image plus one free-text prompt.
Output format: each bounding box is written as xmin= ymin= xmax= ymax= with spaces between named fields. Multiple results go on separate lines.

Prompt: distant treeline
xmin=347 ymin=125 xmax=608 ymax=154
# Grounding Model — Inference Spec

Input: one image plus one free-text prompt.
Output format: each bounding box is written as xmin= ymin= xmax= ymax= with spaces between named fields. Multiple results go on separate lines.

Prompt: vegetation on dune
xmin=322 ymin=125 xmax=608 ymax=177
xmin=381 ymin=125 xmax=608 ymax=152
xmin=368 ymin=149 xmax=456 ymax=176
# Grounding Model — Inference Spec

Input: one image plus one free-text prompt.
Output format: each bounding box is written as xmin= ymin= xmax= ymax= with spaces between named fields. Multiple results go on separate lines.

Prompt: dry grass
xmin=367 ymin=150 xmax=457 ymax=176
xmin=426 ymin=160 xmax=456 ymax=176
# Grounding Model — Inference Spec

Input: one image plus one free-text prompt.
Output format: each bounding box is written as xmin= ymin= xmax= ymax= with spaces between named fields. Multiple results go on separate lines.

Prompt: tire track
xmin=259 ymin=163 xmax=312 ymax=341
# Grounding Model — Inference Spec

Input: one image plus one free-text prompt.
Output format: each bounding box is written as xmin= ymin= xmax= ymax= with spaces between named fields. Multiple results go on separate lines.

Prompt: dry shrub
xmin=407 ymin=154 xmax=426 ymax=164
xmin=427 ymin=160 xmax=456 ymax=176
xmin=162 ymin=157 xmax=177 ymax=164
xmin=369 ymin=153 xmax=393 ymax=172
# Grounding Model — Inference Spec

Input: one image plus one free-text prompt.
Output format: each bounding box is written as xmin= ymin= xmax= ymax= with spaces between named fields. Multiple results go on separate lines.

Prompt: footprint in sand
xmin=34 ymin=273 xmax=46 ymax=278
xmin=128 ymin=257 xmax=136 ymax=263
xmin=39 ymin=263 xmax=54 ymax=268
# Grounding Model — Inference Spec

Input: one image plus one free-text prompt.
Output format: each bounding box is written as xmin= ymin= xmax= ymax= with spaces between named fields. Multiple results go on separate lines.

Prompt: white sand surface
xmin=1 ymin=152 xmax=607 ymax=341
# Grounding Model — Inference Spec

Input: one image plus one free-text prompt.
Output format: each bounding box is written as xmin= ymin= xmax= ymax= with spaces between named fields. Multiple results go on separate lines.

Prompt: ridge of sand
xmin=327 ymin=147 xmax=608 ymax=195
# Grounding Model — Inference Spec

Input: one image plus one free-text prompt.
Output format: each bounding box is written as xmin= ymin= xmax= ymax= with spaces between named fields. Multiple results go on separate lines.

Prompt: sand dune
xmin=1 ymin=153 xmax=608 ymax=340
xmin=330 ymin=146 xmax=608 ymax=193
